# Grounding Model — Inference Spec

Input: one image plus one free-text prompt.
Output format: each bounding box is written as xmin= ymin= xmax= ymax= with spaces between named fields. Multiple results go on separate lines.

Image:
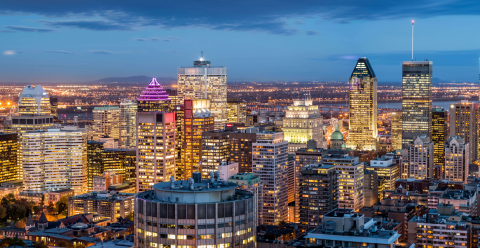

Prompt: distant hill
xmin=94 ymin=76 xmax=176 ymax=85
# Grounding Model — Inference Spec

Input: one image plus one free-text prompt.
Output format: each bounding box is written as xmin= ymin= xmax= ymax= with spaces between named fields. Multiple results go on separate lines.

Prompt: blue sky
xmin=1 ymin=0 xmax=480 ymax=83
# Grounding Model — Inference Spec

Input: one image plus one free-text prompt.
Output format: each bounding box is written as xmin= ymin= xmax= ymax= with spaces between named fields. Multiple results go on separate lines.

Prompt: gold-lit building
xmin=449 ymin=100 xmax=477 ymax=163
xmin=402 ymin=61 xmax=432 ymax=148
xmin=136 ymin=112 xmax=176 ymax=192
xmin=367 ymin=157 xmax=399 ymax=192
xmin=283 ymin=94 xmax=323 ymax=153
xmin=17 ymin=85 xmax=51 ymax=116
xmin=391 ymin=111 xmax=402 ymax=151
xmin=346 ymin=58 xmax=377 ymax=151
xmin=180 ymin=99 xmax=214 ymax=180
xmin=93 ymin=105 xmax=120 ymax=141
xmin=227 ymin=98 xmax=247 ymax=124
xmin=444 ymin=136 xmax=469 ymax=182
xmin=201 ymin=130 xmax=230 ymax=178
xmin=119 ymin=99 xmax=137 ymax=148
xmin=0 ymin=133 xmax=18 ymax=183
xmin=87 ymin=140 xmax=104 ymax=191
xmin=432 ymin=107 xmax=446 ymax=166
xmin=178 ymin=57 xmax=227 ymax=130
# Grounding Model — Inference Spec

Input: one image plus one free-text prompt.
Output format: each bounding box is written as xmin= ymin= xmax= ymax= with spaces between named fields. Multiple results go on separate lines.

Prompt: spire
xmin=137 ymin=78 xmax=170 ymax=101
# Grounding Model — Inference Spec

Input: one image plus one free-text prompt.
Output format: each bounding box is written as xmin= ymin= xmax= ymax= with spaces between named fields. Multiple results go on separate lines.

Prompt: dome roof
xmin=331 ymin=127 xmax=344 ymax=141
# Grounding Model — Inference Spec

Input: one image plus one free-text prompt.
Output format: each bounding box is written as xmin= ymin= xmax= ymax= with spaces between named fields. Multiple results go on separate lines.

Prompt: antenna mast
xmin=411 ymin=19 xmax=415 ymax=61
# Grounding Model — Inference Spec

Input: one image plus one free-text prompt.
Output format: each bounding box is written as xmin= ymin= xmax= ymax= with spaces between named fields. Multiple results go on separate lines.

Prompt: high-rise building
xmin=432 ymin=107 xmax=446 ymax=166
xmin=137 ymin=78 xmax=171 ymax=112
xmin=391 ymin=111 xmax=402 ymax=151
xmin=87 ymin=140 xmax=104 ymax=192
xmin=92 ymin=106 xmax=120 ymax=141
xmin=253 ymin=131 xmax=288 ymax=225
xmin=229 ymin=128 xmax=259 ymax=173
xmin=180 ymin=99 xmax=214 ymax=180
xmin=135 ymin=179 xmax=256 ymax=248
xmin=178 ymin=56 xmax=227 ymax=129
xmin=363 ymin=170 xmax=379 ymax=207
xmin=283 ymin=94 xmax=323 ymax=153
xmin=7 ymin=115 xmax=54 ymax=134
xmin=323 ymin=152 xmax=364 ymax=211
xmin=402 ymin=61 xmax=433 ymax=148
xmin=201 ymin=130 xmax=230 ymax=178
xmin=449 ymin=100 xmax=478 ymax=163
xmin=21 ymin=126 xmax=87 ymax=195
xmin=296 ymin=164 xmax=338 ymax=232
xmin=119 ymin=99 xmax=137 ymax=148
xmin=136 ymin=112 xmax=176 ymax=192
xmin=0 ymin=133 xmax=18 ymax=183
xmin=346 ymin=58 xmax=377 ymax=151
xmin=49 ymin=97 xmax=58 ymax=122
xmin=228 ymin=172 xmax=263 ymax=226
xmin=17 ymin=85 xmax=51 ymax=116
xmin=408 ymin=135 xmax=434 ymax=180
xmin=444 ymin=136 xmax=469 ymax=182
xmin=227 ymin=98 xmax=247 ymax=124
xmin=367 ymin=156 xmax=400 ymax=192
xmin=103 ymin=148 xmax=136 ymax=184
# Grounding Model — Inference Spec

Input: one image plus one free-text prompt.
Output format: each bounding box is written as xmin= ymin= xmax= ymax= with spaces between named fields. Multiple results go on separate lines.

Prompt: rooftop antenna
xmin=411 ymin=19 xmax=415 ymax=61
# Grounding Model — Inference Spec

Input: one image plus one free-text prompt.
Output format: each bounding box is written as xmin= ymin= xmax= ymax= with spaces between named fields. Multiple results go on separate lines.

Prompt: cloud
xmin=305 ymin=30 xmax=319 ymax=35
xmin=163 ymin=36 xmax=181 ymax=41
xmin=42 ymin=20 xmax=131 ymax=31
xmin=5 ymin=25 xmax=56 ymax=32
xmin=134 ymin=38 xmax=148 ymax=41
xmin=46 ymin=50 xmax=74 ymax=54
xmin=2 ymin=1 xmax=480 ymax=35
xmin=89 ymin=50 xmax=115 ymax=54
xmin=3 ymin=50 xmax=16 ymax=55
xmin=136 ymin=36 xmax=181 ymax=41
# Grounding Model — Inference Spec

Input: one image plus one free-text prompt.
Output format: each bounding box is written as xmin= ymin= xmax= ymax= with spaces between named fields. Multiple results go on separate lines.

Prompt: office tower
xmin=201 ymin=130 xmax=230 ymax=178
xmin=17 ymin=85 xmax=51 ymax=116
xmin=119 ymin=99 xmax=137 ymax=147
xmin=363 ymin=170 xmax=379 ymax=207
xmin=296 ymin=164 xmax=337 ymax=232
xmin=432 ymin=107 xmax=446 ymax=166
xmin=391 ymin=111 xmax=402 ymax=151
xmin=137 ymin=78 xmax=171 ymax=112
xmin=346 ymin=58 xmax=377 ymax=151
xmin=444 ymin=136 xmax=469 ymax=182
xmin=0 ymin=133 xmax=18 ymax=183
xmin=228 ymin=172 xmax=263 ymax=226
xmin=103 ymin=148 xmax=137 ymax=184
xmin=227 ymin=98 xmax=247 ymax=124
xmin=449 ymin=100 xmax=478 ymax=163
xmin=287 ymin=158 xmax=295 ymax=204
xmin=49 ymin=97 xmax=58 ymax=122
xmin=323 ymin=152 xmax=364 ymax=211
xmin=92 ymin=105 xmax=120 ymax=141
xmin=180 ymin=99 xmax=214 ymax=180
xmin=87 ymin=140 xmax=104 ymax=191
xmin=408 ymin=135 xmax=434 ymax=180
xmin=135 ymin=179 xmax=255 ymax=248
xmin=329 ymin=127 xmax=345 ymax=150
xmin=7 ymin=116 xmax=55 ymax=134
xmin=165 ymin=88 xmax=180 ymax=108
xmin=136 ymin=112 xmax=176 ymax=192
xmin=178 ymin=56 xmax=227 ymax=129
xmin=402 ymin=61 xmax=433 ymax=148
xmin=367 ymin=156 xmax=400 ymax=191
xmin=283 ymin=94 xmax=323 ymax=153
xmin=21 ymin=126 xmax=87 ymax=195
xmin=229 ymin=128 xmax=258 ymax=173
xmin=253 ymin=131 xmax=288 ymax=225
xmin=69 ymin=192 xmax=134 ymax=222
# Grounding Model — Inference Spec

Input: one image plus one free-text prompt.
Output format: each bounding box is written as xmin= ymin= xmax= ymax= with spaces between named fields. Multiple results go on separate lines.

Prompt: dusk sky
xmin=1 ymin=0 xmax=480 ymax=83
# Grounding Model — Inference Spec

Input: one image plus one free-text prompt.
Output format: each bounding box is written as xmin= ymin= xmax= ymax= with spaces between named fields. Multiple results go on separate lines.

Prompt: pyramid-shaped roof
xmin=137 ymin=78 xmax=170 ymax=101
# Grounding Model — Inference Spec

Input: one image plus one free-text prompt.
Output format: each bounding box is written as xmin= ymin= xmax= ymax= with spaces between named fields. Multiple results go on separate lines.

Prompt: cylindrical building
xmin=135 ymin=179 xmax=256 ymax=248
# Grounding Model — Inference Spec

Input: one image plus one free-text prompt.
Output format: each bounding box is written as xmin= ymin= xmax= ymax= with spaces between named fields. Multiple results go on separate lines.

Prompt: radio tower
xmin=411 ymin=19 xmax=415 ymax=61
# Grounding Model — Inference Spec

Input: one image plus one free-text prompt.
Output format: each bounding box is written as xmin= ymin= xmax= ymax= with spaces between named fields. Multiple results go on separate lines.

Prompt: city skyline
xmin=1 ymin=1 xmax=480 ymax=83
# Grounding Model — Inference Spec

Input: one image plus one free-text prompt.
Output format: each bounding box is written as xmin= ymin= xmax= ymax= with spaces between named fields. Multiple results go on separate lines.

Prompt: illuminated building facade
xmin=17 ymin=85 xmax=51 ymax=116
xmin=228 ymin=172 xmax=263 ymax=226
xmin=229 ymin=128 xmax=258 ymax=173
xmin=449 ymin=100 xmax=477 ymax=163
xmin=444 ymin=136 xmax=469 ymax=182
xmin=137 ymin=78 xmax=171 ymax=112
xmin=402 ymin=61 xmax=433 ymax=148
xmin=367 ymin=157 xmax=399 ymax=192
xmin=103 ymin=149 xmax=136 ymax=185
xmin=201 ymin=130 xmax=230 ymax=178
xmin=0 ymin=133 xmax=18 ymax=183
xmin=323 ymin=152 xmax=364 ymax=211
xmin=180 ymin=99 xmax=214 ymax=180
xmin=432 ymin=107 xmax=446 ymax=166
xmin=363 ymin=170 xmax=379 ymax=207
xmin=21 ymin=126 xmax=87 ymax=195
xmin=87 ymin=140 xmax=104 ymax=192
xmin=282 ymin=94 xmax=323 ymax=154
xmin=49 ymin=97 xmax=58 ymax=122
xmin=119 ymin=99 xmax=137 ymax=148
xmin=252 ymin=131 xmax=288 ymax=225
xmin=346 ymin=58 xmax=377 ymax=151
xmin=178 ymin=58 xmax=227 ymax=130
xmin=92 ymin=105 xmax=120 ymax=141
xmin=227 ymin=98 xmax=247 ymax=124
xmin=391 ymin=111 xmax=402 ymax=151
xmin=408 ymin=135 xmax=434 ymax=180
xmin=69 ymin=192 xmax=134 ymax=223
xmin=136 ymin=112 xmax=176 ymax=192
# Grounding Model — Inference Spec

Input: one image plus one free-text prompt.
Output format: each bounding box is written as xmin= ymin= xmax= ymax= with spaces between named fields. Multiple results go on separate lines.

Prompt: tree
xmin=4 ymin=193 xmax=16 ymax=204
xmin=56 ymin=196 xmax=68 ymax=215
xmin=0 ymin=205 xmax=6 ymax=219
xmin=33 ymin=241 xmax=49 ymax=248
xmin=0 ymin=238 xmax=26 ymax=247
xmin=7 ymin=203 xmax=26 ymax=222
xmin=40 ymin=194 xmax=45 ymax=207
xmin=126 ymin=212 xmax=134 ymax=221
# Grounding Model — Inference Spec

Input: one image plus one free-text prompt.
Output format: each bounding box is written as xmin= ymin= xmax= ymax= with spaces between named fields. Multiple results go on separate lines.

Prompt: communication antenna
xmin=411 ymin=19 xmax=415 ymax=61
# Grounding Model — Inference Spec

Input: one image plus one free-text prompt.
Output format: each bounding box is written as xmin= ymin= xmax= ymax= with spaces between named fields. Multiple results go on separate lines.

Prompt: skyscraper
xmin=136 ymin=112 xmax=176 ymax=192
xmin=402 ymin=61 xmax=433 ymax=148
xmin=444 ymin=136 xmax=469 ymax=182
xmin=229 ymin=128 xmax=259 ymax=173
xmin=201 ymin=130 xmax=230 ymax=178
xmin=449 ymin=100 xmax=478 ymax=163
xmin=92 ymin=105 xmax=120 ymax=141
xmin=49 ymin=97 xmax=58 ymax=122
xmin=0 ymin=133 xmax=18 ymax=183
xmin=346 ymin=58 xmax=377 ymax=151
xmin=226 ymin=98 xmax=247 ymax=124
xmin=137 ymin=78 xmax=171 ymax=112
xmin=119 ymin=99 xmax=137 ymax=148
xmin=391 ymin=111 xmax=402 ymax=151
xmin=17 ymin=85 xmax=51 ymax=116
xmin=408 ymin=135 xmax=434 ymax=180
xmin=432 ymin=107 xmax=446 ymax=166
xmin=178 ymin=56 xmax=227 ymax=129
xmin=253 ymin=131 xmax=288 ymax=225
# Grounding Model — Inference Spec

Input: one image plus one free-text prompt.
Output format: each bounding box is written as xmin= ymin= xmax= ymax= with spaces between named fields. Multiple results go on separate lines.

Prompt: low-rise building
xmin=68 ymin=191 xmax=135 ymax=222
xmin=93 ymin=171 xmax=124 ymax=192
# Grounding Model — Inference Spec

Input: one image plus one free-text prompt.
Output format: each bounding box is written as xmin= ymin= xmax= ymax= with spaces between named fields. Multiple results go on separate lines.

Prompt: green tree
xmin=7 ymin=203 xmax=26 ymax=222
xmin=0 ymin=237 xmax=26 ymax=247
xmin=56 ymin=196 xmax=68 ymax=215
xmin=4 ymin=193 xmax=16 ymax=204
xmin=33 ymin=241 xmax=49 ymax=248
xmin=0 ymin=205 xmax=6 ymax=219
